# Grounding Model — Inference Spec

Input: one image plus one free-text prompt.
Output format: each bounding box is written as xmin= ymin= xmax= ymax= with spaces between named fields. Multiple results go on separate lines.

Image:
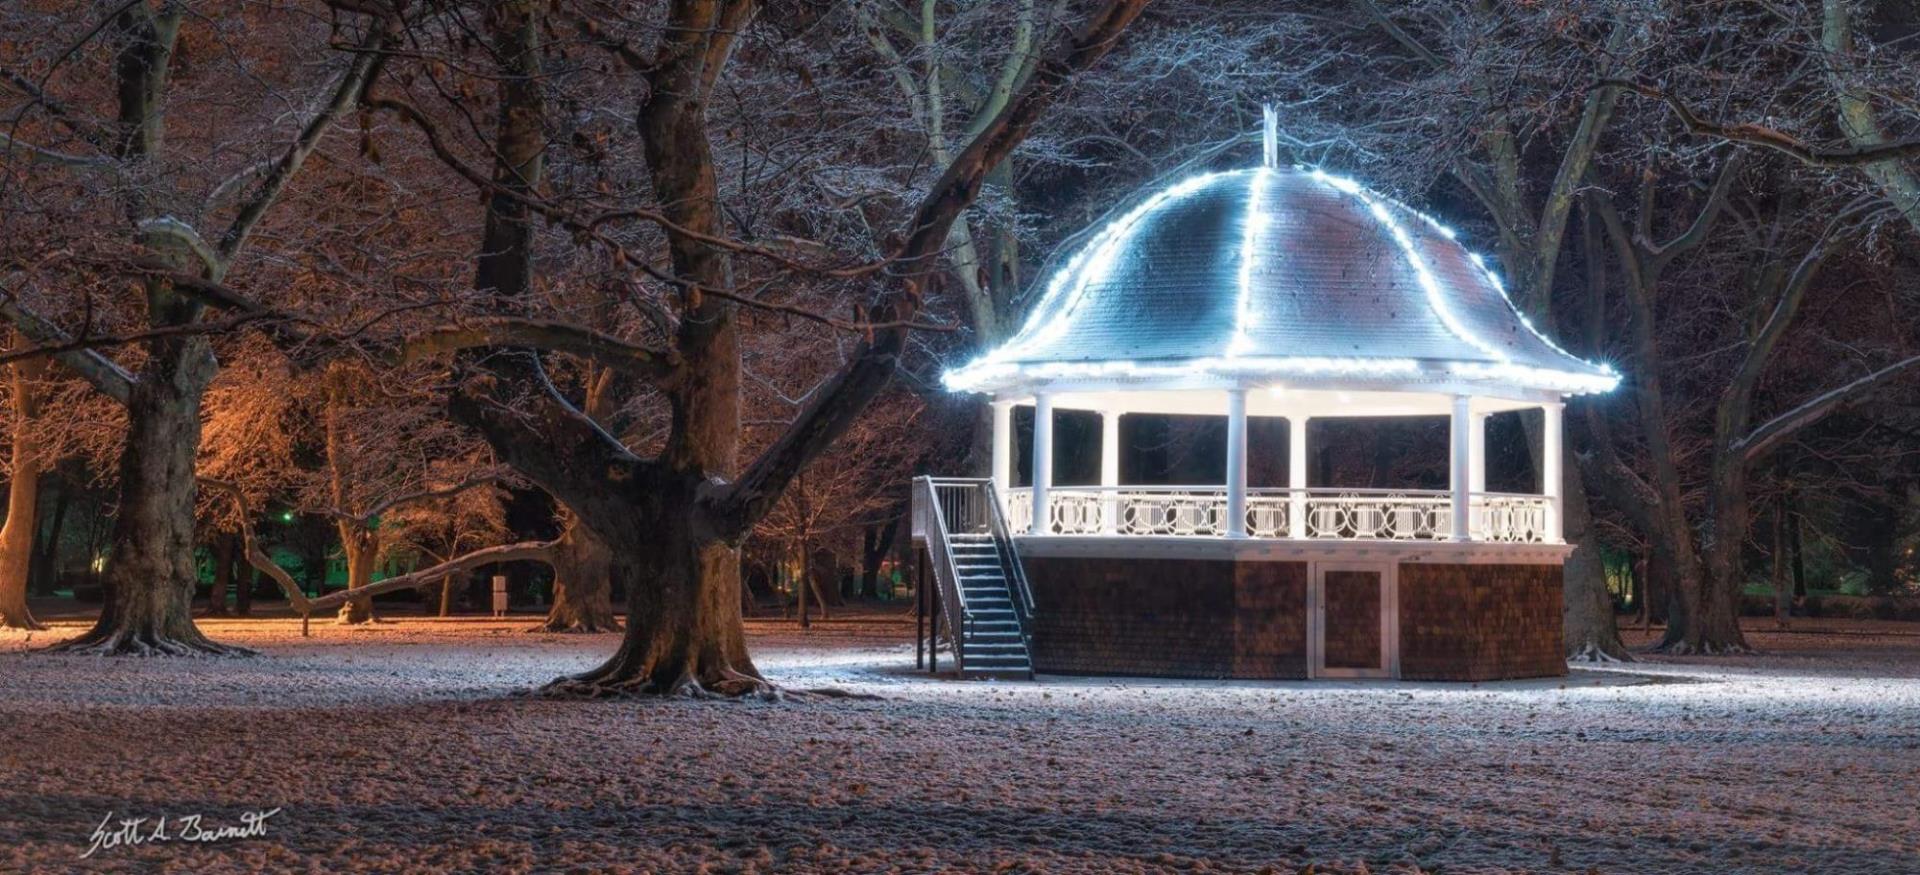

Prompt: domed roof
xmin=943 ymin=166 xmax=1618 ymax=397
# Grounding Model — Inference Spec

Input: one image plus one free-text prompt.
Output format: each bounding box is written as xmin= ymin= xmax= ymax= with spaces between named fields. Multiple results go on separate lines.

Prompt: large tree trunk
xmin=1771 ymin=494 xmax=1791 ymax=626
xmin=451 ymin=0 xmax=1144 ymax=696
xmin=560 ymin=0 xmax=756 ymax=691
xmin=535 ymin=524 xmax=620 ymax=633
xmin=549 ymin=500 xmax=762 ymax=697
xmin=1652 ymin=471 xmax=1751 ymax=655
xmin=1788 ymin=490 xmax=1806 ymax=600
xmin=235 ymin=565 xmax=254 ymax=616
xmin=335 ymin=526 xmax=377 ymax=624
xmin=30 ymin=472 xmax=68 ymax=597
xmin=543 ymin=364 xmax=619 ymax=630
xmin=0 ymin=349 xmax=47 ymax=630
xmin=1693 ymin=477 xmax=1754 ymax=653
xmin=1561 ymin=454 xmax=1629 ymax=661
xmin=53 ymin=337 xmax=240 ymax=655
xmin=206 ymin=531 xmax=234 ymax=617
xmin=860 ymin=517 xmax=899 ymax=599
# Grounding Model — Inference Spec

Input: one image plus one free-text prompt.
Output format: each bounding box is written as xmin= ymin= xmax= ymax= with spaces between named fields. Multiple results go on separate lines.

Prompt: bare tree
xmin=0 ymin=3 xmax=388 ymax=653
xmin=350 ymin=0 xmax=1151 ymax=696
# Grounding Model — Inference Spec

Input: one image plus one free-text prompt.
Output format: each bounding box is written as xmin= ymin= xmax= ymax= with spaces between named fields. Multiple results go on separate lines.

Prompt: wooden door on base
xmin=1311 ymin=563 xmax=1395 ymax=678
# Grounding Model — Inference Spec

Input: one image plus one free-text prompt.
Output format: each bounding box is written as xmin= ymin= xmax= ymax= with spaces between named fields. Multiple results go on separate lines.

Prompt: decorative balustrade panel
xmin=1244 ymin=493 xmax=1292 ymax=538
xmin=1005 ymin=488 xmax=1032 ymax=533
xmin=1048 ymin=490 xmax=1109 ymax=535
xmin=1117 ymin=490 xmax=1228 ymax=536
xmin=998 ymin=486 xmax=1553 ymax=544
xmin=1304 ymin=492 xmax=1451 ymax=540
xmin=1471 ymin=494 xmax=1552 ymax=543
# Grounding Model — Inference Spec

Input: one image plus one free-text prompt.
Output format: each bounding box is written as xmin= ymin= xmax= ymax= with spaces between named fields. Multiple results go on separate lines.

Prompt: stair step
xmin=963 ymin=659 xmax=1032 ymax=670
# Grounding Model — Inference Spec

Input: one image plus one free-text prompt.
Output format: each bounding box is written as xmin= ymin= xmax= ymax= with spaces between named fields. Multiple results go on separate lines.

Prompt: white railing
xmin=999 ymin=486 xmax=1554 ymax=544
xmin=1302 ymin=488 xmax=1451 ymax=540
xmin=1471 ymin=492 xmax=1554 ymax=543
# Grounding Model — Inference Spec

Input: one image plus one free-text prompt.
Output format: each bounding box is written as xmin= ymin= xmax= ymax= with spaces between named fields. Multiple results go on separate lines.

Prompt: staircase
xmin=946 ymin=533 xmax=1031 ymax=674
xmin=913 ymin=477 xmax=1036 ymax=678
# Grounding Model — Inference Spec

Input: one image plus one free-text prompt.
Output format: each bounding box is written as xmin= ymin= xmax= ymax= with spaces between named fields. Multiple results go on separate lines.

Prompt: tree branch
xmin=0 ymin=130 xmax=117 ymax=169
xmin=399 ymin=318 xmax=679 ymax=382
xmin=217 ymin=25 xmax=389 ymax=264
xmin=1735 ymin=355 xmax=1920 ymax=462
xmin=0 ymin=290 xmax=135 ymax=404
xmin=333 ymin=472 xmax=506 ymax=527
xmin=200 ymin=479 xmax=313 ymax=613
xmin=716 ymin=0 xmax=1151 ymax=533
xmin=1607 ymin=77 xmax=1920 ymax=167
xmin=300 ymin=538 xmax=557 ymax=615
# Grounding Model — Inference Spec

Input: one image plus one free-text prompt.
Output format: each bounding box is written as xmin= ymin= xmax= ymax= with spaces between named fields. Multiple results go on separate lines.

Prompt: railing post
xmin=991 ymin=399 xmax=1013 ymax=498
xmin=1450 ymin=394 xmax=1471 ymax=542
xmin=1225 ymin=388 xmax=1249 ymax=538
xmin=1100 ymin=408 xmax=1121 ymax=534
xmin=1031 ymin=393 xmax=1054 ymax=535
xmin=914 ymin=544 xmax=925 ymax=670
xmin=1543 ymin=399 xmax=1564 ymax=543
xmin=1288 ymin=415 xmax=1308 ymax=539
xmin=922 ymin=547 xmax=935 ymax=673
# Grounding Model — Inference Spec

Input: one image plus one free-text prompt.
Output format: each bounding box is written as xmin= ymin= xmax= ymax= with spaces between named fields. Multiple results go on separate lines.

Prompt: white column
xmin=1225 ymin=388 xmax=1249 ymax=538
xmin=1450 ymin=395 xmax=1472 ymax=542
xmin=1288 ymin=415 xmax=1308 ymax=539
xmin=1468 ymin=412 xmax=1488 ymax=493
xmin=1100 ymin=408 xmax=1121 ymax=534
xmin=1543 ymin=400 xmax=1564 ymax=543
xmin=1030 ymin=394 xmax=1054 ymax=536
xmin=990 ymin=399 xmax=1013 ymax=496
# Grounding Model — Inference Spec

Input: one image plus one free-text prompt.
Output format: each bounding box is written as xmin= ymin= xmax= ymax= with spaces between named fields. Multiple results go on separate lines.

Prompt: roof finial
xmin=1261 ymin=104 xmax=1278 ymax=168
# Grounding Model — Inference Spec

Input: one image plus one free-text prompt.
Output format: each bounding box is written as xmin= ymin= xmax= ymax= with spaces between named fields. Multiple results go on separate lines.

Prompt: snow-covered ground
xmin=3 ymin=614 xmax=1918 ymax=874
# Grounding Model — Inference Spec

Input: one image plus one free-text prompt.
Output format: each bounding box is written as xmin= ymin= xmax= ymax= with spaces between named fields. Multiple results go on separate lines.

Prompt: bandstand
xmin=912 ymin=131 xmax=1618 ymax=682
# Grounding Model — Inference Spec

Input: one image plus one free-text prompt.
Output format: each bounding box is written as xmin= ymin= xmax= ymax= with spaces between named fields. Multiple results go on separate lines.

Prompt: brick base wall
xmin=1019 ymin=553 xmax=1565 ymax=682
xmin=1397 ymin=563 xmax=1565 ymax=681
xmin=1023 ymin=557 xmax=1307 ymax=678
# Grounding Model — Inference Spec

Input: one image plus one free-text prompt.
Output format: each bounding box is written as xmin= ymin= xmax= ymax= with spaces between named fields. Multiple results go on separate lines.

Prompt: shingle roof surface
xmin=964 ymin=167 xmax=1610 ymax=382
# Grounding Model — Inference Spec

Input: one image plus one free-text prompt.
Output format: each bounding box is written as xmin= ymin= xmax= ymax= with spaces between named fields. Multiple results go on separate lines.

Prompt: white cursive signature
xmin=82 ymin=808 xmax=281 ymax=859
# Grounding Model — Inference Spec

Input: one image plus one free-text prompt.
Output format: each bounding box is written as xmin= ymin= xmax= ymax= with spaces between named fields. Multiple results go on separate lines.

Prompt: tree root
xmin=1566 ymin=641 xmax=1632 ymax=664
xmin=536 ymin=660 xmax=783 ymax=701
xmin=1642 ymin=639 xmax=1754 ymax=656
xmin=533 ymin=668 xmax=882 ymax=702
xmin=46 ymin=628 xmax=255 ymax=657
xmin=525 ymin=616 xmax=623 ymax=634
xmin=0 ymin=614 xmax=47 ymax=632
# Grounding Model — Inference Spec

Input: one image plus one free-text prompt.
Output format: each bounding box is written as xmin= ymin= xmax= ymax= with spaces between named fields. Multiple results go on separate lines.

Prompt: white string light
xmin=1227 ymin=167 xmax=1272 ymax=358
xmin=987 ymin=172 xmax=1229 ymax=365
xmin=1310 ymin=168 xmax=1511 ymax=365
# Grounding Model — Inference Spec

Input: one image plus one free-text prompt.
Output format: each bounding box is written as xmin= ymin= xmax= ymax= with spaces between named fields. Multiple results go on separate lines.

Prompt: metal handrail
xmin=979 ymin=480 xmax=1038 ymax=622
xmin=912 ymin=476 xmax=973 ymax=672
xmin=921 ymin=477 xmax=1038 ymax=642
